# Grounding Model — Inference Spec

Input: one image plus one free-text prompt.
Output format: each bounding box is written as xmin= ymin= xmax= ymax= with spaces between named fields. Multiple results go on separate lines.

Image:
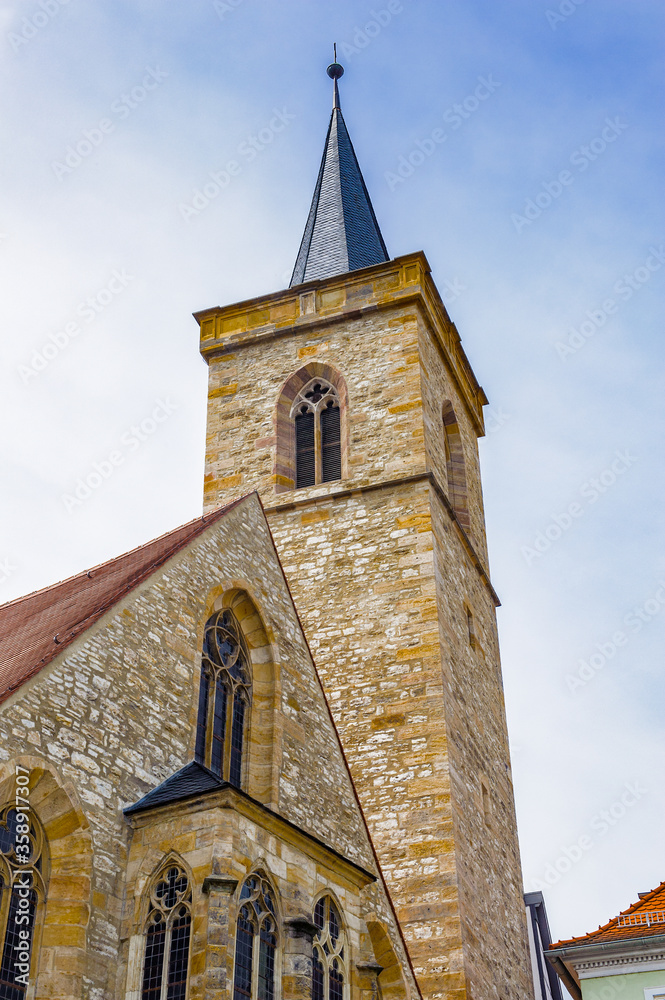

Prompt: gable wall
xmin=0 ymin=495 xmax=409 ymax=997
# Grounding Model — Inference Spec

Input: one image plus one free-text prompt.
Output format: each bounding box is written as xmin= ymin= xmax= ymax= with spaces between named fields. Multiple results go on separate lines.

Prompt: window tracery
xmin=290 ymin=379 xmax=341 ymax=488
xmin=313 ymin=896 xmax=346 ymax=1000
xmin=0 ymin=806 xmax=47 ymax=1000
xmin=233 ymin=874 xmax=278 ymax=1000
xmin=141 ymin=864 xmax=192 ymax=1000
xmin=195 ymin=609 xmax=252 ymax=787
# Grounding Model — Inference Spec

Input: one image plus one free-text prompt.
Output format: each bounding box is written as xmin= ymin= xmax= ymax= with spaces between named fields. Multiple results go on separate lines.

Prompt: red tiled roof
xmin=0 ymin=499 xmax=247 ymax=707
xmin=551 ymin=881 xmax=665 ymax=948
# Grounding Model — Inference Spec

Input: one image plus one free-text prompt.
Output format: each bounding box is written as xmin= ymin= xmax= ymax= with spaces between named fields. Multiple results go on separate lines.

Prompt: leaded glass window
xmin=195 ymin=609 xmax=252 ymax=787
xmin=291 ymin=379 xmax=341 ymax=489
xmin=0 ymin=805 xmax=47 ymax=1000
xmin=141 ymin=864 xmax=192 ymax=1000
xmin=312 ymin=896 xmax=346 ymax=1000
xmin=233 ymin=874 xmax=277 ymax=1000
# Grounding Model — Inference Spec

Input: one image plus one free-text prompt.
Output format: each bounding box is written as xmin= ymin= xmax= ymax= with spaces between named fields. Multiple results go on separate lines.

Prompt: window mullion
xmin=224 ymin=684 xmax=234 ymax=782
xmin=314 ymin=406 xmax=322 ymax=484
xmin=252 ymin=920 xmax=260 ymax=1000
xmin=205 ymin=670 xmax=215 ymax=770
xmin=161 ymin=919 xmax=173 ymax=1000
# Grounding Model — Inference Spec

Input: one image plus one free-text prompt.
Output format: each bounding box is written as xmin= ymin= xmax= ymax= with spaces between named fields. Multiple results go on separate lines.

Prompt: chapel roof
xmin=550 ymin=881 xmax=665 ymax=949
xmin=0 ymin=498 xmax=245 ymax=706
xmin=124 ymin=760 xmax=226 ymax=815
xmin=289 ymin=56 xmax=389 ymax=287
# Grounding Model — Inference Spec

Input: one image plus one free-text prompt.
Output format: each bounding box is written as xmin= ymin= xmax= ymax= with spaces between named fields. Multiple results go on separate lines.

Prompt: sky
xmin=1 ymin=0 xmax=664 ymax=967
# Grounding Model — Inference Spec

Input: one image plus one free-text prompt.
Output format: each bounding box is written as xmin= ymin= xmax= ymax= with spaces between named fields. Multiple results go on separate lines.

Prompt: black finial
xmin=327 ymin=46 xmax=344 ymax=80
xmin=326 ymin=44 xmax=344 ymax=110
xmin=327 ymin=45 xmax=344 ymax=110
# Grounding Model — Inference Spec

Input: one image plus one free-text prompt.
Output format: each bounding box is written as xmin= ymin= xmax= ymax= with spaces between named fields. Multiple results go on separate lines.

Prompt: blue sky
xmin=1 ymin=0 xmax=664 ymax=957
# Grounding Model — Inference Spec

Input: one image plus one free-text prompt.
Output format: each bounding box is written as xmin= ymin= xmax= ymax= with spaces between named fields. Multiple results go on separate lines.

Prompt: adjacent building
xmin=548 ymin=882 xmax=665 ymax=999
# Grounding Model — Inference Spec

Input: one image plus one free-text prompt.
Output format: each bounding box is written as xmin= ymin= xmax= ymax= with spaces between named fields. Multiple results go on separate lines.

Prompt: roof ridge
xmin=551 ymin=881 xmax=665 ymax=948
xmin=0 ymin=494 xmax=256 ymax=706
xmin=0 ymin=498 xmax=248 ymax=614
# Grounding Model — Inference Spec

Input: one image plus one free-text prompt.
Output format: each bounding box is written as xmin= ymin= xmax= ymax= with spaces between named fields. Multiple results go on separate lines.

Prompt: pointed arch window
xmin=313 ymin=896 xmax=346 ymax=1000
xmin=0 ymin=805 xmax=47 ymax=1000
xmin=233 ymin=874 xmax=278 ymax=1000
xmin=291 ymin=379 xmax=341 ymax=489
xmin=141 ymin=864 xmax=192 ymax=1000
xmin=195 ymin=609 xmax=252 ymax=787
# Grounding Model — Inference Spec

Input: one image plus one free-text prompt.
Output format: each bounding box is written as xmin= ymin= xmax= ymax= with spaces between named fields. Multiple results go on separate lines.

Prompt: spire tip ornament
xmin=327 ymin=44 xmax=344 ymax=110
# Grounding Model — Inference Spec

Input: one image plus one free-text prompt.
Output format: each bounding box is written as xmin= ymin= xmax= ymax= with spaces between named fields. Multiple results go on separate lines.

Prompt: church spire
xmin=289 ymin=53 xmax=389 ymax=287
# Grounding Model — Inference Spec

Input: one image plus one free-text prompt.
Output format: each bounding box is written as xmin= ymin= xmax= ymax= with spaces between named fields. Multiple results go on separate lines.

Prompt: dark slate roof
xmin=290 ymin=80 xmax=389 ymax=286
xmin=124 ymin=761 xmax=227 ymax=815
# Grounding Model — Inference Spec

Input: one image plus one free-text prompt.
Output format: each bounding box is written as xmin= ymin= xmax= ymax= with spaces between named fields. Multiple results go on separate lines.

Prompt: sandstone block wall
xmin=0 ymin=495 xmax=411 ymax=998
xmin=199 ymin=254 xmax=534 ymax=999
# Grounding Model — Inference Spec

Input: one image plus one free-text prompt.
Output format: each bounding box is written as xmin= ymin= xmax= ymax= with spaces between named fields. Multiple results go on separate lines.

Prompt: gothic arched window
xmin=291 ymin=379 xmax=341 ymax=488
xmin=0 ymin=805 xmax=47 ymax=1000
xmin=195 ymin=609 xmax=252 ymax=787
xmin=233 ymin=874 xmax=278 ymax=1000
xmin=313 ymin=896 xmax=346 ymax=1000
xmin=141 ymin=864 xmax=192 ymax=1000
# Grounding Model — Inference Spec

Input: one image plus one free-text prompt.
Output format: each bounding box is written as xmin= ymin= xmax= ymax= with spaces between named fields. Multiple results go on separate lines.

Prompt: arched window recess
xmin=313 ymin=895 xmax=346 ymax=1000
xmin=0 ymin=804 xmax=48 ymax=1000
xmin=442 ymin=401 xmax=470 ymax=530
xmin=233 ymin=873 xmax=278 ymax=1000
xmin=195 ymin=608 xmax=252 ymax=788
xmin=291 ymin=378 xmax=341 ymax=489
xmin=141 ymin=862 xmax=192 ymax=1000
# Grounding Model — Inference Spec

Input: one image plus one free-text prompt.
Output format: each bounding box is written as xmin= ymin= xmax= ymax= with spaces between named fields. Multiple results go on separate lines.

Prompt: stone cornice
xmin=124 ymin=780 xmax=376 ymax=890
xmin=264 ymin=471 xmax=500 ymax=607
xmin=548 ymin=934 xmax=665 ymax=984
xmin=196 ymin=252 xmax=488 ymax=438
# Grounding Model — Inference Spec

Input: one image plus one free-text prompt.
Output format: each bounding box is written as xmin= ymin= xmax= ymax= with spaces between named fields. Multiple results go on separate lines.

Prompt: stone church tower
xmin=197 ymin=61 xmax=534 ymax=999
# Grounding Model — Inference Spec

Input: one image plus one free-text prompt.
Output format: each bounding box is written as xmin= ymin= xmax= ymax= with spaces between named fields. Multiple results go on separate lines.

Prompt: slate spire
xmin=290 ymin=54 xmax=389 ymax=287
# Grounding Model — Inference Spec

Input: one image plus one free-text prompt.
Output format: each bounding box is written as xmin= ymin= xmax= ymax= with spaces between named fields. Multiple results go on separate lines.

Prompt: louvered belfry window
xmin=295 ymin=410 xmax=315 ymax=488
xmin=195 ymin=609 xmax=251 ymax=788
xmin=291 ymin=379 xmax=341 ymax=489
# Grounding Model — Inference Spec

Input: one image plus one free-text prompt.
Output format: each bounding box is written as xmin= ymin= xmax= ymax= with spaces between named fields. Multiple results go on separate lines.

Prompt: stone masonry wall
xmin=417 ymin=310 xmax=533 ymax=998
xmin=199 ymin=256 xmax=534 ymax=999
xmin=121 ymin=790 xmax=384 ymax=1000
xmin=0 ymin=495 xmax=410 ymax=998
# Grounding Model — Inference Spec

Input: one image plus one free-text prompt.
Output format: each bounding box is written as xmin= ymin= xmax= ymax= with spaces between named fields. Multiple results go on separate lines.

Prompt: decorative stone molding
xmin=357 ymin=961 xmax=385 ymax=975
xmin=285 ymin=915 xmax=318 ymax=939
xmin=202 ymin=875 xmax=239 ymax=895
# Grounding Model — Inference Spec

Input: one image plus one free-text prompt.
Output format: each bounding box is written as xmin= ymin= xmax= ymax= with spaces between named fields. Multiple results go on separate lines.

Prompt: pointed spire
xmin=289 ymin=52 xmax=389 ymax=288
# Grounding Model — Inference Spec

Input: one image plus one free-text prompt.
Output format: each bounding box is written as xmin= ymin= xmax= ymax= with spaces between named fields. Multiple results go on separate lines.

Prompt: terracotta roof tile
xmin=551 ymin=881 xmax=665 ymax=948
xmin=0 ymin=498 xmax=248 ymax=707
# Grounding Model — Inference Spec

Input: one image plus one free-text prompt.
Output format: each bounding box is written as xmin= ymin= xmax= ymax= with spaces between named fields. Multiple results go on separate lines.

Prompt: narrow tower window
xmin=442 ymin=401 xmax=470 ymax=529
xmin=195 ymin=609 xmax=252 ymax=787
xmin=313 ymin=895 xmax=347 ymax=1000
xmin=466 ymin=607 xmax=477 ymax=649
xmin=233 ymin=874 xmax=278 ymax=1000
xmin=291 ymin=379 xmax=341 ymax=488
xmin=141 ymin=864 xmax=192 ymax=1000
xmin=0 ymin=806 xmax=48 ymax=1000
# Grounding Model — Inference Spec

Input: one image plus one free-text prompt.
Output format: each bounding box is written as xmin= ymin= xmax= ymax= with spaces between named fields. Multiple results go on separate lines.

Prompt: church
xmin=0 ymin=59 xmax=535 ymax=1000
